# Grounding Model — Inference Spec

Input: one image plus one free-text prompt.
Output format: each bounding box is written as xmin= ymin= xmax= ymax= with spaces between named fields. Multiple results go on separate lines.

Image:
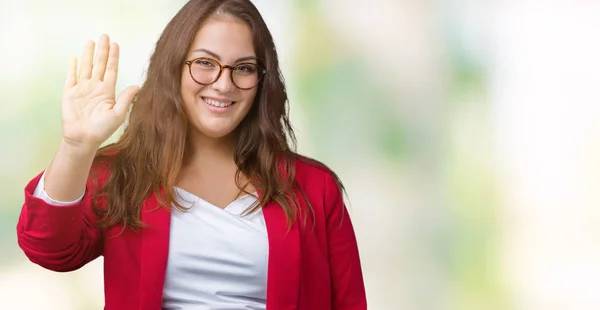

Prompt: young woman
xmin=16 ymin=0 xmax=366 ymax=309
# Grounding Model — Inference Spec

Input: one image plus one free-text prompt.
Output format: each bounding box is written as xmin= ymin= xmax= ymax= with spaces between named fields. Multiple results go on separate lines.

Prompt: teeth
xmin=205 ymin=98 xmax=233 ymax=108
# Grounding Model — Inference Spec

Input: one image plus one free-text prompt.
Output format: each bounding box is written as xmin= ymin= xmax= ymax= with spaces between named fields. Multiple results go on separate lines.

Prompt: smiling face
xmin=181 ymin=16 xmax=258 ymax=141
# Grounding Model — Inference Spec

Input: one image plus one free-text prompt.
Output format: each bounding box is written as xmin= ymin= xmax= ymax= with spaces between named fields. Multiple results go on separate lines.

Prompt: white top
xmin=32 ymin=172 xmax=268 ymax=310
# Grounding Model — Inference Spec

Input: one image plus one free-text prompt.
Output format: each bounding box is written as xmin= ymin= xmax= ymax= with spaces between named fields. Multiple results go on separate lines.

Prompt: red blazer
xmin=17 ymin=159 xmax=367 ymax=310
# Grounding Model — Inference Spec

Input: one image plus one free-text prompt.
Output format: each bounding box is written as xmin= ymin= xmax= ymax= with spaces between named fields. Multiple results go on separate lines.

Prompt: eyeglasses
xmin=184 ymin=57 xmax=266 ymax=90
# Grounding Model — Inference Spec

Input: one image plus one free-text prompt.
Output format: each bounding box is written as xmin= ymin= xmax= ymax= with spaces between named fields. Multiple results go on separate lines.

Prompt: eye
xmin=194 ymin=59 xmax=215 ymax=67
xmin=235 ymin=64 xmax=257 ymax=74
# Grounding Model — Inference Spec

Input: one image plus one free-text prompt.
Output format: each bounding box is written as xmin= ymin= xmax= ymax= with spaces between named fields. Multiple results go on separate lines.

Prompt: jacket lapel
xmin=139 ymin=192 xmax=171 ymax=309
xmin=135 ymin=188 xmax=301 ymax=310
xmin=262 ymin=198 xmax=301 ymax=310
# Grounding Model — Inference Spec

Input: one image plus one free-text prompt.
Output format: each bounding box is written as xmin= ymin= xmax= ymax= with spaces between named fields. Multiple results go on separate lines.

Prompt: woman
xmin=16 ymin=0 xmax=366 ymax=309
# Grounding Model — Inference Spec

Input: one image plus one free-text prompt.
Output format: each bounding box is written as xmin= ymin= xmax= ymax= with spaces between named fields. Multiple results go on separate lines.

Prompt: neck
xmin=184 ymin=130 xmax=237 ymax=169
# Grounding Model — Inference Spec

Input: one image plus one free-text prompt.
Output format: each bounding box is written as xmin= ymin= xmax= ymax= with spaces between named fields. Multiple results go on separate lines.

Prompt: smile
xmin=203 ymin=97 xmax=235 ymax=108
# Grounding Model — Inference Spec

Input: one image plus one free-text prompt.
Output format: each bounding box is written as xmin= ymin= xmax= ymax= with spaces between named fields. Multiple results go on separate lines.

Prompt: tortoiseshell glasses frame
xmin=184 ymin=57 xmax=267 ymax=90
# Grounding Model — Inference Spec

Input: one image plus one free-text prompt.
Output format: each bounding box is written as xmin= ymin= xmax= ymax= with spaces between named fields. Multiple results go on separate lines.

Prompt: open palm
xmin=61 ymin=34 xmax=139 ymax=150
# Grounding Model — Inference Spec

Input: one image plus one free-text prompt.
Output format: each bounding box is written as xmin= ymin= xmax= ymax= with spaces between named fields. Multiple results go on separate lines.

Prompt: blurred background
xmin=1 ymin=0 xmax=599 ymax=309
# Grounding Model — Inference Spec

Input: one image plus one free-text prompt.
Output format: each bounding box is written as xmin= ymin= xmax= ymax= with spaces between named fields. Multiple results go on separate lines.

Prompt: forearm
xmin=44 ymin=139 xmax=98 ymax=201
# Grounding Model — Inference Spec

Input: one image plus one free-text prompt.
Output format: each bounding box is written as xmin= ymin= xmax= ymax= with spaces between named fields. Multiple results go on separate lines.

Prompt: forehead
xmin=188 ymin=17 xmax=255 ymax=60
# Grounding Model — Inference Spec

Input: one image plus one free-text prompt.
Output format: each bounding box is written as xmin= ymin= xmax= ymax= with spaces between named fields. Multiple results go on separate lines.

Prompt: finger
xmin=104 ymin=42 xmax=120 ymax=86
xmin=114 ymin=85 xmax=140 ymax=118
xmin=91 ymin=34 xmax=110 ymax=80
xmin=64 ymin=56 xmax=78 ymax=89
xmin=78 ymin=40 xmax=95 ymax=81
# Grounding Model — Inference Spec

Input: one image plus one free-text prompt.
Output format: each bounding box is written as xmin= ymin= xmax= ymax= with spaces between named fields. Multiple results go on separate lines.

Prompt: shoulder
xmin=293 ymin=154 xmax=331 ymax=181
xmin=291 ymin=154 xmax=348 ymax=229
xmin=292 ymin=153 xmax=343 ymax=198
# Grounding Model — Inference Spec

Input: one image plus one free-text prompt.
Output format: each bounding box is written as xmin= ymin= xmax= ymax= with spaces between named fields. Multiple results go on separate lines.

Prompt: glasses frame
xmin=184 ymin=57 xmax=267 ymax=90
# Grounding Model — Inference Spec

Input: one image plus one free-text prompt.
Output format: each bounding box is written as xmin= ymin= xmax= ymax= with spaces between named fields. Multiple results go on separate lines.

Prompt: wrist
xmin=59 ymin=138 xmax=99 ymax=158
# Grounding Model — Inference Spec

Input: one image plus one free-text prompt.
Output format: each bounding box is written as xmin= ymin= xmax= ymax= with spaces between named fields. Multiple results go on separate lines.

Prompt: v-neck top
xmin=162 ymin=187 xmax=268 ymax=310
xmin=32 ymin=172 xmax=269 ymax=310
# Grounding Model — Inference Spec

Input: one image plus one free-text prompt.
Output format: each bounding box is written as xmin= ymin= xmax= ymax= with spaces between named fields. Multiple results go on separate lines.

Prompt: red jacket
xmin=17 ymin=159 xmax=367 ymax=310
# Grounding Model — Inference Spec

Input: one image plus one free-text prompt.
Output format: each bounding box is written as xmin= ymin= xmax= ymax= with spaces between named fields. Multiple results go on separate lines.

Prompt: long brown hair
xmin=92 ymin=0 xmax=345 ymax=231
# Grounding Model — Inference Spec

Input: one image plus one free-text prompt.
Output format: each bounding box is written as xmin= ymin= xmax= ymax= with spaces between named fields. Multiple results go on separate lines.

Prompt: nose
xmin=211 ymin=67 xmax=235 ymax=93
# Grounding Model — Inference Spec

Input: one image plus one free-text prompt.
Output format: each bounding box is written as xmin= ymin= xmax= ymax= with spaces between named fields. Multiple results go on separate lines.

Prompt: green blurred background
xmin=2 ymin=0 xmax=600 ymax=309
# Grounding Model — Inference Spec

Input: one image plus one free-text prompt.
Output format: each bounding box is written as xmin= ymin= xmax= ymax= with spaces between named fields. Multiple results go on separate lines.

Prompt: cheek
xmin=182 ymin=77 xmax=201 ymax=95
xmin=181 ymin=82 xmax=208 ymax=109
xmin=243 ymin=89 xmax=258 ymax=105
xmin=180 ymin=82 xmax=202 ymax=116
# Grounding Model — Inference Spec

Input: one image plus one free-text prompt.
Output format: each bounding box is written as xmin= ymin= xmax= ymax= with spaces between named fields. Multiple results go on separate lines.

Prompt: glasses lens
xmin=232 ymin=63 xmax=260 ymax=89
xmin=190 ymin=58 xmax=220 ymax=84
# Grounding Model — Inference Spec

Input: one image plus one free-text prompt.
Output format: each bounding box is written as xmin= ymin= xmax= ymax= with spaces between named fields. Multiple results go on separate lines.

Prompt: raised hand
xmin=61 ymin=34 xmax=140 ymax=151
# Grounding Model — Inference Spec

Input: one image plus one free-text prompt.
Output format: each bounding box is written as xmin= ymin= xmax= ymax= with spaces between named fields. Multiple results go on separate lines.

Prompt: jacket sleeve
xmin=324 ymin=172 xmax=368 ymax=309
xmin=16 ymin=171 xmax=103 ymax=272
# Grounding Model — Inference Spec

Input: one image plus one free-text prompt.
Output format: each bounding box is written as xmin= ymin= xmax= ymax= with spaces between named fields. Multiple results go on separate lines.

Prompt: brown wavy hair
xmin=91 ymin=0 xmax=345 ymax=232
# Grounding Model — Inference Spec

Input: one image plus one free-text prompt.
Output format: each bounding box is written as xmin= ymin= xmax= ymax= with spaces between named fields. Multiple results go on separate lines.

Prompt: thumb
xmin=114 ymin=85 xmax=140 ymax=118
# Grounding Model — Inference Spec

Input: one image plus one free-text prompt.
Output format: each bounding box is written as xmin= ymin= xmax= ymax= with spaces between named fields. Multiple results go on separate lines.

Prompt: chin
xmin=203 ymin=130 xmax=235 ymax=139
xmin=193 ymin=124 xmax=238 ymax=140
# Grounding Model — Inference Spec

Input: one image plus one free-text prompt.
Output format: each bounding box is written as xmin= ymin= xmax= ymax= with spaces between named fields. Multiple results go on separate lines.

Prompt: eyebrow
xmin=192 ymin=48 xmax=257 ymax=63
